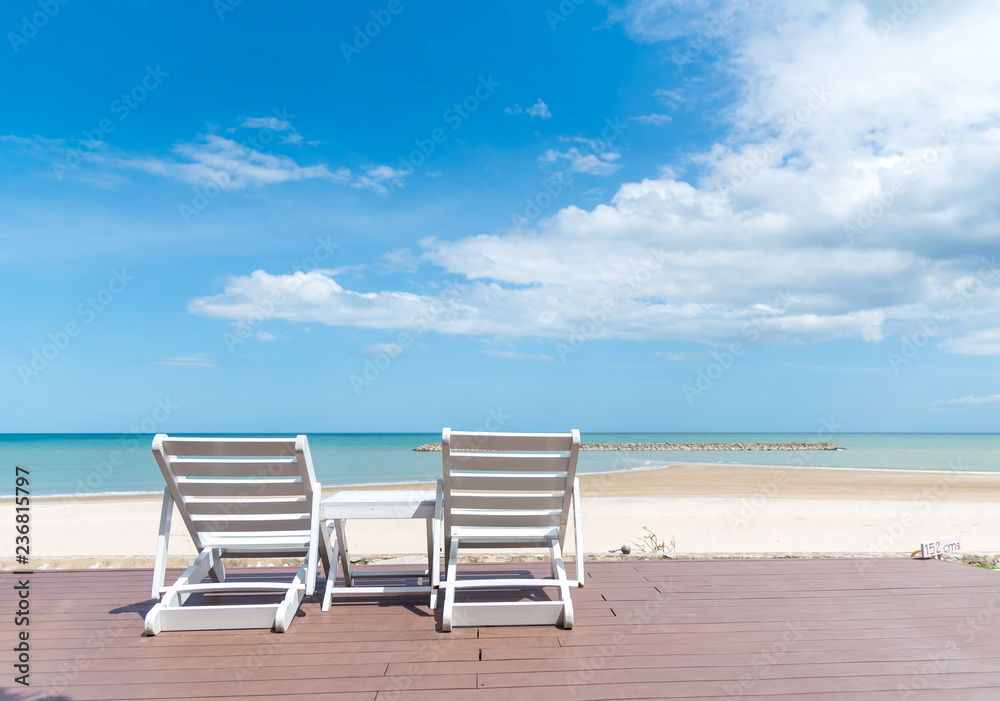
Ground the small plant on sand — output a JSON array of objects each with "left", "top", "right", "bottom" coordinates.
[{"left": 629, "top": 527, "right": 676, "bottom": 556}]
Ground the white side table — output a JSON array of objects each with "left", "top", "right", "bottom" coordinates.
[{"left": 320, "top": 487, "right": 440, "bottom": 612}]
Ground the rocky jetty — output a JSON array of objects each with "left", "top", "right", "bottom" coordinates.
[{"left": 413, "top": 442, "right": 843, "bottom": 452}]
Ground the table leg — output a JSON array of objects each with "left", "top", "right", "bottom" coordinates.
[
  {"left": 334, "top": 519, "right": 352, "bottom": 586},
  {"left": 426, "top": 516, "right": 438, "bottom": 610},
  {"left": 322, "top": 522, "right": 341, "bottom": 612}
]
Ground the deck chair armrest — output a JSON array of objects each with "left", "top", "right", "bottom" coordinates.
[
  {"left": 573, "top": 476, "right": 584, "bottom": 587},
  {"left": 151, "top": 487, "right": 174, "bottom": 599},
  {"left": 433, "top": 479, "right": 443, "bottom": 590}
]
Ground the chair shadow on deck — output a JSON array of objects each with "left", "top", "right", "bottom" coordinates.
[
  {"left": 316, "top": 565, "right": 558, "bottom": 629},
  {"left": 109, "top": 598, "right": 157, "bottom": 620},
  {"left": 124, "top": 569, "right": 315, "bottom": 636},
  {"left": 4, "top": 692, "right": 71, "bottom": 701}
]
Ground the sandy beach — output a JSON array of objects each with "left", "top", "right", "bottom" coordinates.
[{"left": 2, "top": 462, "right": 999, "bottom": 568}]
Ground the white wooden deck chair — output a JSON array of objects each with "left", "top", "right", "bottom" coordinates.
[
  {"left": 439, "top": 428, "right": 584, "bottom": 632},
  {"left": 144, "top": 434, "right": 332, "bottom": 635}
]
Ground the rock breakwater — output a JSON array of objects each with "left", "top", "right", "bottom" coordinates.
[{"left": 413, "top": 442, "right": 843, "bottom": 452}]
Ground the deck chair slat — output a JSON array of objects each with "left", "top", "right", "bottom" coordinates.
[
  {"left": 450, "top": 511, "right": 563, "bottom": 528},
  {"left": 176, "top": 478, "right": 307, "bottom": 497},
  {"left": 449, "top": 453, "right": 570, "bottom": 471},
  {"left": 185, "top": 498, "right": 310, "bottom": 515},
  {"left": 450, "top": 494, "right": 566, "bottom": 510},
  {"left": 160, "top": 437, "right": 298, "bottom": 457},
  {"left": 450, "top": 472, "right": 569, "bottom": 491},
  {"left": 191, "top": 514, "right": 311, "bottom": 533},
  {"left": 169, "top": 457, "right": 301, "bottom": 477},
  {"left": 448, "top": 432, "right": 575, "bottom": 452},
  {"left": 197, "top": 541, "right": 311, "bottom": 555}
]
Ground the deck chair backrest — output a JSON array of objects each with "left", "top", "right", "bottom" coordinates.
[
  {"left": 442, "top": 429, "right": 580, "bottom": 548},
  {"left": 152, "top": 435, "right": 319, "bottom": 554}
]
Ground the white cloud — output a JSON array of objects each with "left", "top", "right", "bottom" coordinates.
[
  {"left": 928, "top": 393, "right": 1000, "bottom": 406},
  {"left": 150, "top": 356, "right": 220, "bottom": 368},
  {"left": 350, "top": 165, "right": 409, "bottom": 195},
  {"left": 113, "top": 134, "right": 347, "bottom": 190},
  {"left": 526, "top": 99, "right": 552, "bottom": 119},
  {"left": 380, "top": 248, "right": 420, "bottom": 273},
  {"left": 505, "top": 99, "right": 552, "bottom": 119},
  {"left": 656, "top": 351, "right": 706, "bottom": 362},
  {"left": 481, "top": 350, "right": 553, "bottom": 362},
  {"left": 187, "top": 1, "right": 1000, "bottom": 350},
  {"left": 3, "top": 123, "right": 407, "bottom": 196},
  {"left": 631, "top": 113, "right": 672, "bottom": 126},
  {"left": 940, "top": 329, "right": 1000, "bottom": 356},
  {"left": 653, "top": 88, "right": 684, "bottom": 107},
  {"left": 538, "top": 147, "right": 622, "bottom": 176},
  {"left": 359, "top": 343, "right": 404, "bottom": 358},
  {"left": 233, "top": 116, "right": 303, "bottom": 144},
  {"left": 608, "top": 0, "right": 740, "bottom": 43}
]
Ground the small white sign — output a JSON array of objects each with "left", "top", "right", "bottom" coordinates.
[{"left": 920, "top": 534, "right": 962, "bottom": 559}]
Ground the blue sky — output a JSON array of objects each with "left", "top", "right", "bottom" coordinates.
[{"left": 1, "top": 0, "right": 998, "bottom": 434}]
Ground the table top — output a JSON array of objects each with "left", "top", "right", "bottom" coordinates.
[{"left": 321, "top": 489, "right": 436, "bottom": 520}]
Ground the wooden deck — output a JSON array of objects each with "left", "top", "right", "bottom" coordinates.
[{"left": 2, "top": 558, "right": 1000, "bottom": 699}]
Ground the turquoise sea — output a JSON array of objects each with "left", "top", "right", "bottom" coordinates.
[{"left": 1, "top": 432, "right": 998, "bottom": 497}]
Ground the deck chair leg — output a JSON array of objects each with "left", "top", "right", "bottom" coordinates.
[
  {"left": 573, "top": 478, "right": 585, "bottom": 587},
  {"left": 275, "top": 564, "right": 308, "bottom": 632},
  {"left": 334, "top": 519, "right": 353, "bottom": 586},
  {"left": 144, "top": 602, "right": 164, "bottom": 636},
  {"left": 441, "top": 538, "right": 459, "bottom": 632},
  {"left": 318, "top": 514, "right": 334, "bottom": 584},
  {"left": 151, "top": 488, "right": 174, "bottom": 599},
  {"left": 208, "top": 548, "right": 226, "bottom": 584},
  {"left": 145, "top": 547, "right": 217, "bottom": 636},
  {"left": 427, "top": 513, "right": 439, "bottom": 610},
  {"left": 175, "top": 547, "right": 218, "bottom": 607},
  {"left": 551, "top": 541, "right": 573, "bottom": 629},
  {"left": 322, "top": 524, "right": 342, "bottom": 612}
]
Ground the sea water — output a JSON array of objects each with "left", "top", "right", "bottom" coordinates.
[{"left": 1, "top": 432, "right": 997, "bottom": 497}]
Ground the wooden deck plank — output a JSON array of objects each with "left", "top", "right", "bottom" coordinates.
[{"left": 1, "top": 558, "right": 998, "bottom": 700}]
